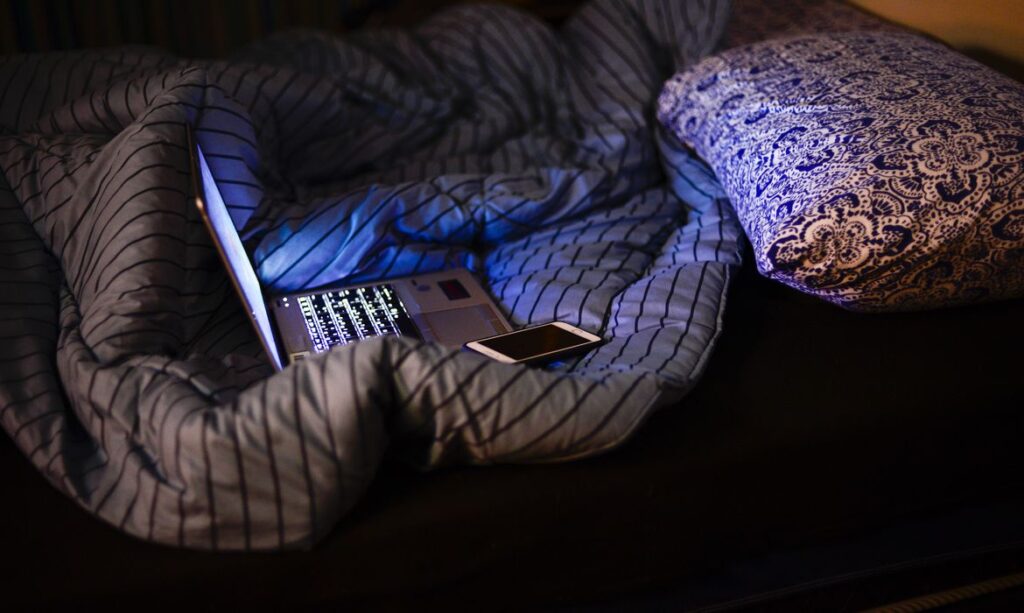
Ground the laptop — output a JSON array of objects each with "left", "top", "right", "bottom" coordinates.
[{"left": 187, "top": 128, "right": 512, "bottom": 370}]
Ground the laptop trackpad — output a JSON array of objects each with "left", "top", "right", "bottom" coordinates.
[{"left": 421, "top": 305, "right": 509, "bottom": 347}]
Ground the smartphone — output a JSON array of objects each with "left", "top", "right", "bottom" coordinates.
[{"left": 464, "top": 321, "right": 604, "bottom": 366}]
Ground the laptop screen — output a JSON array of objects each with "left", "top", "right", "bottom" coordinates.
[{"left": 190, "top": 135, "right": 284, "bottom": 370}]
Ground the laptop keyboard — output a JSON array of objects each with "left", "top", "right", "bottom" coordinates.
[{"left": 296, "top": 284, "right": 419, "bottom": 353}]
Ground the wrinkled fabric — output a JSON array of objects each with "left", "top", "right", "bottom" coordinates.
[{"left": 0, "top": 0, "right": 740, "bottom": 550}]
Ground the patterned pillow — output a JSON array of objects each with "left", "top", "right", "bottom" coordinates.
[{"left": 658, "top": 31, "right": 1024, "bottom": 311}]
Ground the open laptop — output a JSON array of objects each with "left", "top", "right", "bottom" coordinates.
[{"left": 187, "top": 128, "right": 512, "bottom": 370}]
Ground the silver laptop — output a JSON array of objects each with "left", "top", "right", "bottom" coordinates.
[{"left": 187, "top": 128, "right": 511, "bottom": 370}]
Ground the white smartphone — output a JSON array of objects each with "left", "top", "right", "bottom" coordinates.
[{"left": 464, "top": 321, "right": 604, "bottom": 365}]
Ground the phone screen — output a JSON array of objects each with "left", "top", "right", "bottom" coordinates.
[{"left": 477, "top": 324, "right": 591, "bottom": 361}]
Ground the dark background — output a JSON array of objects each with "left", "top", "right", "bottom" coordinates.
[{"left": 0, "top": 0, "right": 584, "bottom": 56}]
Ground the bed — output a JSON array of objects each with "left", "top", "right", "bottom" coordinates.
[{"left": 2, "top": 0, "right": 1023, "bottom": 608}]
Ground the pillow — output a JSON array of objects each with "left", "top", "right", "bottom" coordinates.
[{"left": 657, "top": 31, "right": 1024, "bottom": 311}]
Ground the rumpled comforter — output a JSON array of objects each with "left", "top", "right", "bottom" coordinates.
[{"left": 0, "top": 0, "right": 741, "bottom": 550}]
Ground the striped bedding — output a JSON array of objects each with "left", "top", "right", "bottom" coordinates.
[{"left": 0, "top": 0, "right": 741, "bottom": 549}]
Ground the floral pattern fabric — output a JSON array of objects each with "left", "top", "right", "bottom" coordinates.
[{"left": 659, "top": 31, "right": 1024, "bottom": 311}]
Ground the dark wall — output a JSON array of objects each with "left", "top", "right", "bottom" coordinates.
[
  {"left": 0, "top": 0, "right": 394, "bottom": 56},
  {"left": 0, "top": 0, "right": 583, "bottom": 57}
]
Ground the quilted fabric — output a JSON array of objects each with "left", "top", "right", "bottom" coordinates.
[
  {"left": 659, "top": 31, "right": 1024, "bottom": 311},
  {"left": 0, "top": 1, "right": 740, "bottom": 550}
]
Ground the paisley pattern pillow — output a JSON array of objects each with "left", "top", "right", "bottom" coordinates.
[{"left": 658, "top": 31, "right": 1024, "bottom": 311}]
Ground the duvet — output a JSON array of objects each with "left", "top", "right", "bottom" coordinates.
[{"left": 0, "top": 0, "right": 741, "bottom": 549}]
